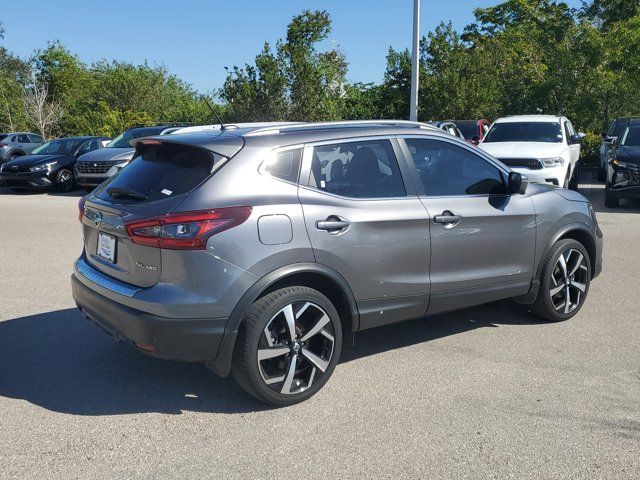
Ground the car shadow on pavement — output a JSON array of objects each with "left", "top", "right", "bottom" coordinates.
[
  {"left": 341, "top": 299, "right": 539, "bottom": 363},
  {"left": 0, "top": 301, "right": 540, "bottom": 415}
]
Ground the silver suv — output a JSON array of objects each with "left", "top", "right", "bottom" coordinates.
[
  {"left": 71, "top": 121, "right": 603, "bottom": 406},
  {"left": 0, "top": 132, "right": 44, "bottom": 162}
]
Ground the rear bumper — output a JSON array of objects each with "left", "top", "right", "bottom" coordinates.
[
  {"left": 0, "top": 171, "right": 52, "bottom": 188},
  {"left": 71, "top": 273, "right": 227, "bottom": 362}
]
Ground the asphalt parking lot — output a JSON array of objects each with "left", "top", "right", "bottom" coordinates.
[{"left": 1, "top": 172, "right": 639, "bottom": 479}]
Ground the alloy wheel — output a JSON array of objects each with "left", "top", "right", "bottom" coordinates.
[
  {"left": 58, "top": 170, "right": 74, "bottom": 191},
  {"left": 257, "top": 301, "right": 335, "bottom": 395},
  {"left": 549, "top": 248, "right": 588, "bottom": 314}
]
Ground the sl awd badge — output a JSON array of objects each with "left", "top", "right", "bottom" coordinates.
[{"left": 135, "top": 261, "right": 158, "bottom": 271}]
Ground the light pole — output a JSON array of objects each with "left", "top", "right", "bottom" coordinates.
[{"left": 409, "top": 0, "right": 420, "bottom": 121}]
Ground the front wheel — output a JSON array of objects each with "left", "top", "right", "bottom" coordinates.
[
  {"left": 531, "top": 239, "right": 591, "bottom": 322},
  {"left": 232, "top": 286, "right": 343, "bottom": 406},
  {"left": 56, "top": 168, "right": 75, "bottom": 192}
]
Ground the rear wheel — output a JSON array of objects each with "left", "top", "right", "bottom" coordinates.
[
  {"left": 56, "top": 168, "right": 75, "bottom": 192},
  {"left": 604, "top": 184, "right": 619, "bottom": 208},
  {"left": 232, "top": 286, "right": 343, "bottom": 406},
  {"left": 531, "top": 239, "right": 591, "bottom": 322}
]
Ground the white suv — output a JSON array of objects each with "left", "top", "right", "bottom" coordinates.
[{"left": 479, "top": 115, "right": 582, "bottom": 189}]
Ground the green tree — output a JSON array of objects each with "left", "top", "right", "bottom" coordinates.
[
  {"left": 222, "top": 10, "right": 347, "bottom": 122},
  {"left": 0, "top": 22, "right": 30, "bottom": 131}
]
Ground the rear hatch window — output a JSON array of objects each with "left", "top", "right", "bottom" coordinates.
[
  {"left": 95, "top": 142, "right": 218, "bottom": 203},
  {"left": 84, "top": 142, "right": 224, "bottom": 288}
]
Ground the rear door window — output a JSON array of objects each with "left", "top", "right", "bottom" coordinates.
[
  {"left": 405, "top": 138, "right": 507, "bottom": 196},
  {"left": 308, "top": 139, "right": 406, "bottom": 198},
  {"left": 96, "top": 143, "right": 218, "bottom": 203}
]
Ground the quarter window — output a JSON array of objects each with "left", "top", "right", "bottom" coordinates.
[
  {"left": 265, "top": 148, "right": 302, "bottom": 183},
  {"left": 404, "top": 138, "right": 507, "bottom": 196},
  {"left": 308, "top": 139, "right": 406, "bottom": 198}
]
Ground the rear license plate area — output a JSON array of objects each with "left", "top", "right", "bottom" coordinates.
[{"left": 97, "top": 232, "right": 117, "bottom": 263}]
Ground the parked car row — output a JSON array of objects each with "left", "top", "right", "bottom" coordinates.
[
  {"left": 0, "top": 124, "right": 189, "bottom": 192},
  {"left": 0, "top": 136, "right": 110, "bottom": 192},
  {"left": 1, "top": 115, "right": 586, "bottom": 194}
]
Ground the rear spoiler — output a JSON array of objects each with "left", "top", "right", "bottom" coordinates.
[{"left": 130, "top": 134, "right": 244, "bottom": 159}]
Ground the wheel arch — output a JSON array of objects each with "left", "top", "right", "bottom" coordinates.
[
  {"left": 207, "top": 263, "right": 360, "bottom": 377},
  {"left": 538, "top": 223, "right": 597, "bottom": 280},
  {"left": 517, "top": 222, "right": 597, "bottom": 305}
]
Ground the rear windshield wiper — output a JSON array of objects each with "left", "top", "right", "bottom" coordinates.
[{"left": 107, "top": 187, "right": 148, "bottom": 201}]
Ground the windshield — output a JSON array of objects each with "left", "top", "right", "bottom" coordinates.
[
  {"left": 106, "top": 127, "right": 161, "bottom": 148},
  {"left": 32, "top": 138, "right": 84, "bottom": 155},
  {"left": 455, "top": 122, "right": 477, "bottom": 139},
  {"left": 0, "top": 134, "right": 7, "bottom": 141},
  {"left": 609, "top": 119, "right": 629, "bottom": 137},
  {"left": 620, "top": 126, "right": 640, "bottom": 147},
  {"left": 484, "top": 122, "right": 563, "bottom": 143}
]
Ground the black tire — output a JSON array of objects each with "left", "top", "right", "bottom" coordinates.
[
  {"left": 531, "top": 239, "right": 591, "bottom": 322},
  {"left": 56, "top": 168, "right": 75, "bottom": 192},
  {"left": 8, "top": 152, "right": 23, "bottom": 160},
  {"left": 232, "top": 286, "right": 343, "bottom": 406},
  {"left": 568, "top": 164, "right": 580, "bottom": 191},
  {"left": 604, "top": 184, "right": 619, "bottom": 208}
]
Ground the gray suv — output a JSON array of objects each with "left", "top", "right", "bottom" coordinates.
[
  {"left": 0, "top": 132, "right": 43, "bottom": 162},
  {"left": 71, "top": 121, "right": 603, "bottom": 406}
]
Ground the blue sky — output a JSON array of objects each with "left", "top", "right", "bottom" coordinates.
[{"left": 1, "top": 0, "right": 582, "bottom": 93}]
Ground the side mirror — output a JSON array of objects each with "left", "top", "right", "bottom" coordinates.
[
  {"left": 603, "top": 136, "right": 616, "bottom": 146},
  {"left": 471, "top": 135, "right": 480, "bottom": 143},
  {"left": 508, "top": 171, "right": 528, "bottom": 195},
  {"left": 570, "top": 134, "right": 581, "bottom": 145}
]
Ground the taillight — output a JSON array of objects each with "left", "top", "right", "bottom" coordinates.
[
  {"left": 0, "top": 143, "right": 7, "bottom": 148},
  {"left": 78, "top": 195, "right": 87, "bottom": 222},
  {"left": 125, "top": 207, "right": 252, "bottom": 250}
]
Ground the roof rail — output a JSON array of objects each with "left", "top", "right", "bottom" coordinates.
[{"left": 244, "top": 120, "right": 438, "bottom": 136}]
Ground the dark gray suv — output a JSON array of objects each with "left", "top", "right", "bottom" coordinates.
[{"left": 71, "top": 121, "right": 603, "bottom": 406}]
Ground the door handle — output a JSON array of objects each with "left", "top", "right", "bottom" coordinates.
[
  {"left": 434, "top": 210, "right": 462, "bottom": 225},
  {"left": 316, "top": 218, "right": 350, "bottom": 232}
]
